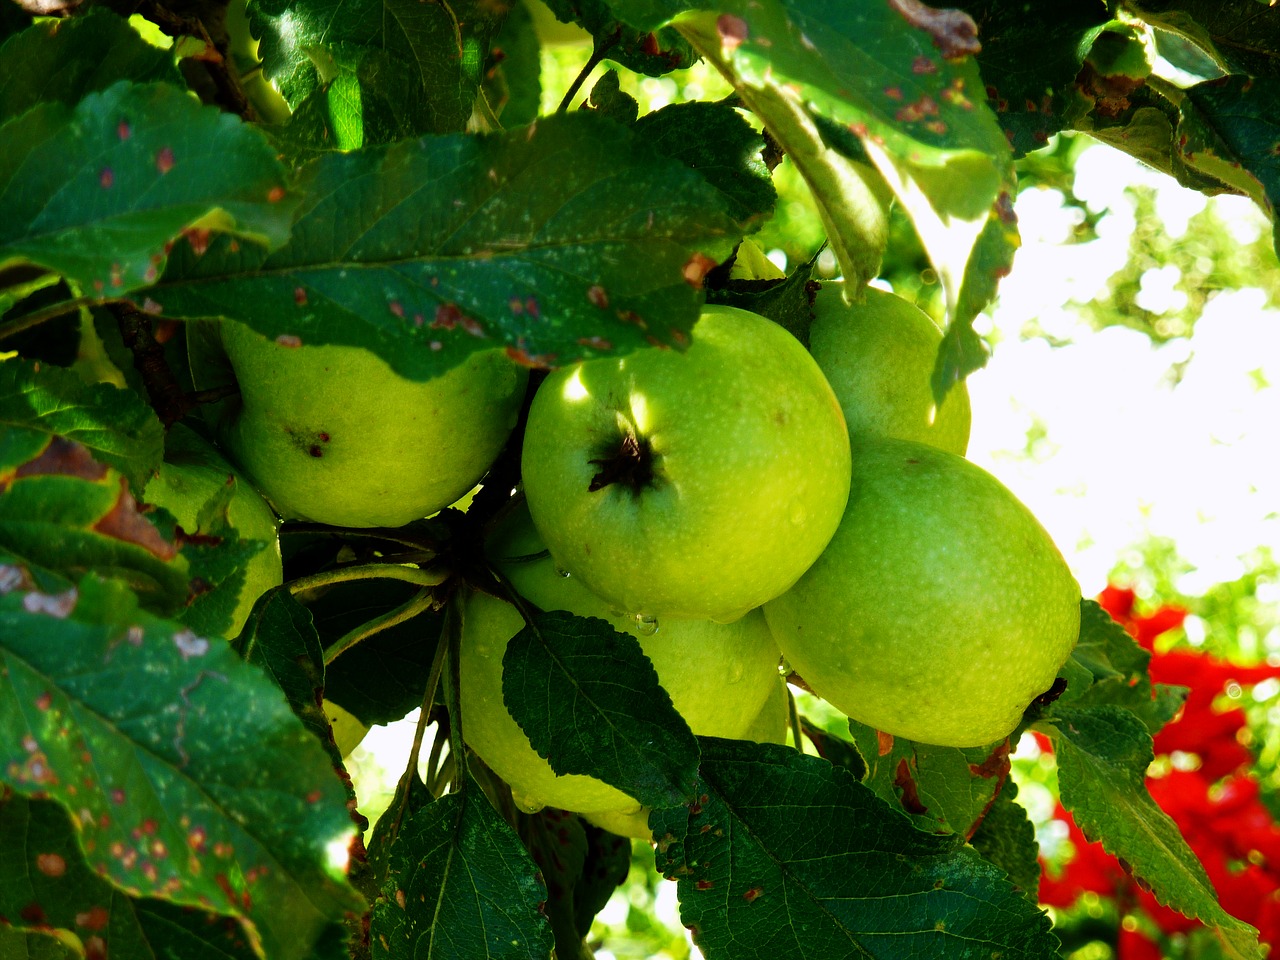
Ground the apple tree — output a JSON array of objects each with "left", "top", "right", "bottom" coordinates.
[{"left": 0, "top": 0, "right": 1277, "bottom": 958}]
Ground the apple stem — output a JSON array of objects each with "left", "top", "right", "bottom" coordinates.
[
  {"left": 287, "top": 562, "right": 448, "bottom": 595},
  {"left": 587, "top": 431, "right": 654, "bottom": 494},
  {"left": 384, "top": 628, "right": 451, "bottom": 850},
  {"left": 321, "top": 587, "right": 437, "bottom": 665}
]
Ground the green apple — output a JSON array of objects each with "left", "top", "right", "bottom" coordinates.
[
  {"left": 142, "top": 423, "right": 283, "bottom": 638},
  {"left": 808, "top": 282, "right": 972, "bottom": 455},
  {"left": 459, "top": 503, "right": 782, "bottom": 820},
  {"left": 323, "top": 699, "right": 372, "bottom": 757},
  {"left": 520, "top": 304, "right": 851, "bottom": 623},
  {"left": 188, "top": 320, "right": 528, "bottom": 528},
  {"left": 581, "top": 674, "right": 790, "bottom": 839},
  {"left": 763, "top": 437, "right": 1080, "bottom": 748}
]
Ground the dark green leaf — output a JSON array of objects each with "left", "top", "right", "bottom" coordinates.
[
  {"left": 677, "top": 0, "right": 1014, "bottom": 309},
  {"left": 0, "top": 792, "right": 263, "bottom": 960},
  {"left": 312, "top": 578, "right": 444, "bottom": 726},
  {"left": 1181, "top": 76, "right": 1280, "bottom": 249},
  {"left": 0, "top": 356, "right": 163, "bottom": 493},
  {"left": 652, "top": 739, "right": 1059, "bottom": 960},
  {"left": 0, "top": 431, "right": 189, "bottom": 611},
  {"left": 148, "top": 112, "right": 740, "bottom": 378},
  {"left": 587, "top": 69, "right": 639, "bottom": 125},
  {"left": 371, "top": 779, "right": 553, "bottom": 959},
  {"left": 234, "top": 587, "right": 333, "bottom": 751},
  {"left": 0, "top": 8, "right": 181, "bottom": 122},
  {"left": 1128, "top": 0, "right": 1280, "bottom": 79},
  {"left": 1049, "top": 598, "right": 1188, "bottom": 733},
  {"left": 0, "top": 81, "right": 294, "bottom": 296},
  {"left": 503, "top": 611, "right": 700, "bottom": 810},
  {"left": 0, "top": 570, "right": 365, "bottom": 960},
  {"left": 355, "top": 769, "right": 434, "bottom": 902},
  {"left": 967, "top": 779, "right": 1040, "bottom": 902},
  {"left": 486, "top": 0, "right": 542, "bottom": 128},
  {"left": 955, "top": 0, "right": 1112, "bottom": 157},
  {"left": 1, "top": 281, "right": 79, "bottom": 366},
  {"left": 635, "top": 99, "right": 777, "bottom": 232},
  {"left": 706, "top": 246, "right": 820, "bottom": 345},
  {"left": 545, "top": 0, "right": 695, "bottom": 76},
  {"left": 1040, "top": 704, "right": 1261, "bottom": 959},
  {"left": 251, "top": 0, "right": 506, "bottom": 139},
  {"left": 847, "top": 719, "right": 1009, "bottom": 838}
]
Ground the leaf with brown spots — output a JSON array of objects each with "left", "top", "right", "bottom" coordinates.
[
  {"left": 144, "top": 112, "right": 739, "bottom": 380},
  {"left": 0, "top": 571, "right": 363, "bottom": 960},
  {"left": 848, "top": 717, "right": 1009, "bottom": 839},
  {"left": 652, "top": 738, "right": 1059, "bottom": 959},
  {"left": 0, "top": 80, "right": 293, "bottom": 297},
  {"left": 0, "top": 357, "right": 163, "bottom": 494},
  {"left": 0, "top": 792, "right": 262, "bottom": 960}
]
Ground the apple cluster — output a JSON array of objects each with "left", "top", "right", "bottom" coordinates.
[{"left": 161, "top": 281, "right": 1079, "bottom": 829}]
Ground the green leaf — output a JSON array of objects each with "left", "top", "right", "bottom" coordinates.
[
  {"left": 0, "top": 355, "right": 163, "bottom": 493},
  {"left": 634, "top": 99, "right": 777, "bottom": 232},
  {"left": 588, "top": 69, "right": 640, "bottom": 125},
  {"left": 1128, "top": 0, "right": 1280, "bottom": 79},
  {"left": 485, "top": 0, "right": 542, "bottom": 128},
  {"left": 953, "top": 0, "right": 1112, "bottom": 157},
  {"left": 676, "top": 0, "right": 1014, "bottom": 315},
  {"left": 706, "top": 246, "right": 821, "bottom": 346},
  {"left": 0, "top": 81, "right": 294, "bottom": 296},
  {"left": 847, "top": 719, "right": 1009, "bottom": 838},
  {"left": 1040, "top": 704, "right": 1262, "bottom": 959},
  {"left": 928, "top": 192, "right": 1016, "bottom": 404},
  {"left": 503, "top": 611, "right": 700, "bottom": 810},
  {"left": 544, "top": 0, "right": 696, "bottom": 76},
  {"left": 967, "top": 778, "right": 1040, "bottom": 902},
  {"left": 1050, "top": 599, "right": 1188, "bottom": 733},
  {"left": 311, "top": 577, "right": 445, "bottom": 726},
  {"left": 0, "top": 792, "right": 262, "bottom": 960},
  {"left": 0, "top": 431, "right": 189, "bottom": 611},
  {"left": 250, "top": 0, "right": 506, "bottom": 138},
  {"left": 1180, "top": 77, "right": 1280, "bottom": 248},
  {"left": 0, "top": 8, "right": 181, "bottom": 122},
  {"left": 0, "top": 569, "right": 364, "bottom": 960},
  {"left": 234, "top": 588, "right": 334, "bottom": 753},
  {"left": 652, "top": 739, "right": 1059, "bottom": 960},
  {"left": 371, "top": 779, "right": 553, "bottom": 959},
  {"left": 147, "top": 112, "right": 740, "bottom": 378},
  {"left": 519, "top": 809, "right": 630, "bottom": 960}
]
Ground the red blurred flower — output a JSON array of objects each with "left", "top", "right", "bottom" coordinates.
[{"left": 1038, "top": 585, "right": 1280, "bottom": 955}]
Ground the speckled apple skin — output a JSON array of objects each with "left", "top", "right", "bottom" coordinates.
[
  {"left": 764, "top": 437, "right": 1081, "bottom": 748},
  {"left": 808, "top": 282, "right": 971, "bottom": 455},
  {"left": 520, "top": 305, "right": 852, "bottom": 623},
  {"left": 189, "top": 320, "right": 527, "bottom": 528}
]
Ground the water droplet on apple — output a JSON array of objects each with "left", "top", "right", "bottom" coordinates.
[
  {"left": 633, "top": 614, "right": 659, "bottom": 636},
  {"left": 511, "top": 790, "right": 546, "bottom": 814},
  {"left": 554, "top": 565, "right": 572, "bottom": 578},
  {"left": 789, "top": 502, "right": 807, "bottom": 525}
]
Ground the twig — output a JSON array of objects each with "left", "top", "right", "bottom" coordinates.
[
  {"left": 384, "top": 626, "right": 451, "bottom": 847},
  {"left": 0, "top": 295, "right": 101, "bottom": 342},
  {"left": 556, "top": 29, "right": 621, "bottom": 113},
  {"left": 112, "top": 303, "right": 192, "bottom": 427}
]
